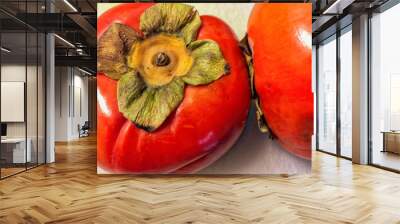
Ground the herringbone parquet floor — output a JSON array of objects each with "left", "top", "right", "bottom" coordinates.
[{"left": 1, "top": 135, "right": 400, "bottom": 224}]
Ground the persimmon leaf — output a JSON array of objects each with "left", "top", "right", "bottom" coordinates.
[
  {"left": 118, "top": 72, "right": 185, "bottom": 132},
  {"left": 97, "top": 23, "right": 141, "bottom": 80},
  {"left": 182, "top": 39, "right": 229, "bottom": 86},
  {"left": 140, "top": 3, "right": 201, "bottom": 44}
]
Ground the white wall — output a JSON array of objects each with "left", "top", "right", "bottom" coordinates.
[
  {"left": 55, "top": 66, "right": 69, "bottom": 141},
  {"left": 1, "top": 63, "right": 46, "bottom": 163},
  {"left": 1, "top": 65, "right": 26, "bottom": 143},
  {"left": 1, "top": 65, "right": 34, "bottom": 138},
  {"left": 69, "top": 72, "right": 89, "bottom": 139},
  {"left": 54, "top": 67, "right": 89, "bottom": 141}
]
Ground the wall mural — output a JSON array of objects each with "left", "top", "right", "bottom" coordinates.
[{"left": 97, "top": 3, "right": 313, "bottom": 174}]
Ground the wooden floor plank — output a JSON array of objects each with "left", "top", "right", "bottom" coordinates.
[{"left": 0, "top": 135, "right": 400, "bottom": 223}]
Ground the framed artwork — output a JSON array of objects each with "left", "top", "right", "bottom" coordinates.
[{"left": 97, "top": 3, "right": 313, "bottom": 174}]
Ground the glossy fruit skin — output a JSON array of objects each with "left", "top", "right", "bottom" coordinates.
[
  {"left": 248, "top": 4, "right": 313, "bottom": 159},
  {"left": 97, "top": 4, "right": 250, "bottom": 173}
]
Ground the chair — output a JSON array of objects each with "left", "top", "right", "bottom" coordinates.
[{"left": 78, "top": 121, "right": 90, "bottom": 138}]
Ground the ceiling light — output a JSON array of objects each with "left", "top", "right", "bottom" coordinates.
[
  {"left": 322, "top": 0, "right": 354, "bottom": 15},
  {"left": 1, "top": 47, "right": 11, "bottom": 53},
  {"left": 63, "top": 0, "right": 78, "bottom": 12},
  {"left": 76, "top": 48, "right": 87, "bottom": 56},
  {"left": 54, "top": 34, "right": 75, "bottom": 48},
  {"left": 323, "top": 0, "right": 342, "bottom": 14},
  {"left": 77, "top": 67, "right": 93, "bottom": 76}
]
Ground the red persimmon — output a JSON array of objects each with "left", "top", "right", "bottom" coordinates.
[
  {"left": 247, "top": 4, "right": 313, "bottom": 159},
  {"left": 97, "top": 3, "right": 250, "bottom": 173}
]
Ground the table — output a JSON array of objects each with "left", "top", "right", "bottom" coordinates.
[
  {"left": 1, "top": 138, "right": 32, "bottom": 164},
  {"left": 382, "top": 131, "right": 400, "bottom": 154}
]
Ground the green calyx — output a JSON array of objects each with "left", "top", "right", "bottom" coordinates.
[
  {"left": 97, "top": 3, "right": 230, "bottom": 132},
  {"left": 140, "top": 3, "right": 201, "bottom": 44},
  {"left": 97, "top": 23, "right": 141, "bottom": 80},
  {"left": 117, "top": 71, "right": 185, "bottom": 132}
]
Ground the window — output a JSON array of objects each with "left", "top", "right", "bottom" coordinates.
[
  {"left": 370, "top": 3, "right": 400, "bottom": 171},
  {"left": 316, "top": 25, "right": 353, "bottom": 159},
  {"left": 0, "top": 0, "right": 47, "bottom": 179},
  {"left": 339, "top": 27, "right": 352, "bottom": 158},
  {"left": 317, "top": 35, "right": 337, "bottom": 154}
]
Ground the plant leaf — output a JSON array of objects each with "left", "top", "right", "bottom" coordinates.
[
  {"left": 117, "top": 71, "right": 147, "bottom": 110},
  {"left": 140, "top": 3, "right": 200, "bottom": 43},
  {"left": 97, "top": 23, "right": 141, "bottom": 80},
  {"left": 182, "top": 39, "right": 229, "bottom": 86},
  {"left": 239, "top": 34, "right": 255, "bottom": 98},
  {"left": 255, "top": 99, "right": 273, "bottom": 138},
  {"left": 118, "top": 73, "right": 185, "bottom": 132},
  {"left": 179, "top": 10, "right": 201, "bottom": 44}
]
